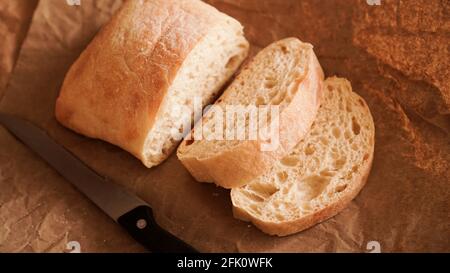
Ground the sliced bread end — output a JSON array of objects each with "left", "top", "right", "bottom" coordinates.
[{"left": 231, "top": 77, "right": 375, "bottom": 236}]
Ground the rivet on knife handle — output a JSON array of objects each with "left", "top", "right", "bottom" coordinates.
[{"left": 118, "top": 205, "right": 198, "bottom": 253}]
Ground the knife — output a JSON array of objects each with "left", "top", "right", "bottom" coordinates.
[{"left": 0, "top": 113, "right": 198, "bottom": 253}]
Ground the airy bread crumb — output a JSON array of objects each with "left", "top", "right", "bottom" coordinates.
[
  {"left": 231, "top": 77, "right": 375, "bottom": 236},
  {"left": 177, "top": 38, "right": 324, "bottom": 188}
]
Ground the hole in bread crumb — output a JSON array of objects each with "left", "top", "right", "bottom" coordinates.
[
  {"left": 264, "top": 77, "right": 277, "bottom": 89},
  {"left": 277, "top": 171, "right": 288, "bottom": 182},
  {"left": 344, "top": 130, "right": 351, "bottom": 140},
  {"left": 250, "top": 183, "right": 279, "bottom": 198},
  {"left": 358, "top": 98, "right": 365, "bottom": 107},
  {"left": 225, "top": 55, "right": 240, "bottom": 69},
  {"left": 268, "top": 89, "right": 277, "bottom": 98},
  {"left": 352, "top": 117, "right": 361, "bottom": 135},
  {"left": 334, "top": 158, "right": 346, "bottom": 169},
  {"left": 281, "top": 45, "right": 289, "bottom": 54},
  {"left": 346, "top": 102, "right": 352, "bottom": 112},
  {"left": 244, "top": 191, "right": 265, "bottom": 203},
  {"left": 332, "top": 127, "right": 341, "bottom": 138},
  {"left": 301, "top": 203, "right": 312, "bottom": 212},
  {"left": 270, "top": 96, "right": 283, "bottom": 106},
  {"left": 281, "top": 156, "right": 299, "bottom": 166},
  {"left": 272, "top": 201, "right": 281, "bottom": 209},
  {"left": 363, "top": 153, "right": 369, "bottom": 161},
  {"left": 335, "top": 184, "right": 347, "bottom": 193},
  {"left": 352, "top": 165, "right": 359, "bottom": 173},
  {"left": 301, "top": 175, "right": 331, "bottom": 200},
  {"left": 305, "top": 144, "right": 315, "bottom": 155},
  {"left": 327, "top": 85, "right": 333, "bottom": 92},
  {"left": 256, "top": 96, "right": 266, "bottom": 106},
  {"left": 320, "top": 169, "right": 335, "bottom": 177},
  {"left": 320, "top": 137, "right": 329, "bottom": 145},
  {"left": 185, "top": 139, "right": 195, "bottom": 146}
]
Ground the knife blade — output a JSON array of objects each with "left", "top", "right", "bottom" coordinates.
[{"left": 0, "top": 113, "right": 197, "bottom": 253}]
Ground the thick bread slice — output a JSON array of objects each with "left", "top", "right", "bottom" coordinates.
[
  {"left": 55, "top": 0, "right": 249, "bottom": 168},
  {"left": 231, "top": 77, "right": 375, "bottom": 236},
  {"left": 177, "top": 38, "right": 324, "bottom": 189}
]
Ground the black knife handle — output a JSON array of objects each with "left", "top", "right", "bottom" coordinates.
[{"left": 118, "top": 205, "right": 198, "bottom": 253}]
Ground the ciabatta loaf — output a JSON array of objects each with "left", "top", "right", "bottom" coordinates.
[
  {"left": 177, "top": 38, "right": 324, "bottom": 188},
  {"left": 55, "top": 0, "right": 249, "bottom": 167},
  {"left": 231, "top": 77, "right": 375, "bottom": 236}
]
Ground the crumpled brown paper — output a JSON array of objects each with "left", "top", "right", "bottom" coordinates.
[
  {"left": 0, "top": 0, "right": 449, "bottom": 252},
  {"left": 0, "top": 0, "right": 38, "bottom": 98}
]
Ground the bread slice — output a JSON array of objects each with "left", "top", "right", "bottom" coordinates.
[
  {"left": 231, "top": 77, "right": 375, "bottom": 236},
  {"left": 55, "top": 0, "right": 249, "bottom": 168},
  {"left": 177, "top": 38, "right": 324, "bottom": 189}
]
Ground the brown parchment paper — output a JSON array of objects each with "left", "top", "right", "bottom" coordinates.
[
  {"left": 0, "top": 0, "right": 449, "bottom": 253},
  {"left": 0, "top": 0, "right": 38, "bottom": 98}
]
